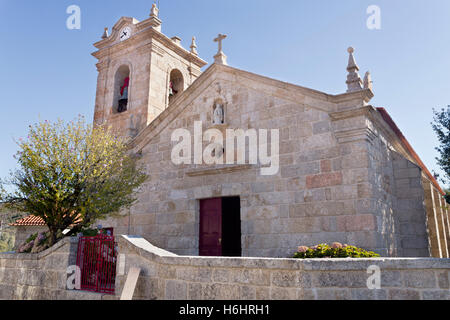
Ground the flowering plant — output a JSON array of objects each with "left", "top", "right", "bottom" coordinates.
[
  {"left": 293, "top": 242, "right": 380, "bottom": 259},
  {"left": 1, "top": 116, "right": 148, "bottom": 246}
]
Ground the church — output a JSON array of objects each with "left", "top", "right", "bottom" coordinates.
[{"left": 93, "top": 4, "right": 450, "bottom": 258}]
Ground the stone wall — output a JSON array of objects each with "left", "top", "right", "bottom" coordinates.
[
  {"left": 116, "top": 235, "right": 450, "bottom": 300},
  {"left": 423, "top": 177, "right": 450, "bottom": 258},
  {"left": 392, "top": 153, "right": 429, "bottom": 257},
  {"left": 0, "top": 237, "right": 115, "bottom": 300},
  {"left": 13, "top": 225, "right": 49, "bottom": 251},
  {"left": 332, "top": 105, "right": 449, "bottom": 258},
  {"left": 1, "top": 235, "right": 449, "bottom": 300}
]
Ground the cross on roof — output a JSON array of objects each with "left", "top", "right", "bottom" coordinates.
[{"left": 214, "top": 34, "right": 227, "bottom": 54}]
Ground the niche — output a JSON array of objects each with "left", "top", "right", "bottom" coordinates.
[{"left": 113, "top": 65, "right": 130, "bottom": 113}]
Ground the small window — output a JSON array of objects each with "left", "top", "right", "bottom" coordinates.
[
  {"left": 168, "top": 69, "right": 184, "bottom": 103},
  {"left": 113, "top": 65, "right": 130, "bottom": 113}
]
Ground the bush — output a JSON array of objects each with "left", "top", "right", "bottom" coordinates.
[
  {"left": 25, "top": 233, "right": 38, "bottom": 244},
  {"left": 293, "top": 242, "right": 380, "bottom": 259},
  {"left": 18, "top": 232, "right": 50, "bottom": 253},
  {"left": 0, "top": 230, "right": 15, "bottom": 253},
  {"left": 81, "top": 228, "right": 99, "bottom": 237}
]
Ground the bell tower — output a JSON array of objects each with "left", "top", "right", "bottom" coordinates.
[{"left": 92, "top": 4, "right": 207, "bottom": 138}]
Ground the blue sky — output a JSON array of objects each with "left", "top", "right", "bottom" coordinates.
[{"left": 0, "top": 0, "right": 449, "bottom": 186}]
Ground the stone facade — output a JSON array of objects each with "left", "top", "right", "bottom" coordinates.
[
  {"left": 92, "top": 9, "right": 450, "bottom": 258},
  {"left": 115, "top": 235, "right": 450, "bottom": 300}
]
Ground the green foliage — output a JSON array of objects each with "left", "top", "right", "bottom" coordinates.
[
  {"left": 0, "top": 230, "right": 15, "bottom": 253},
  {"left": 25, "top": 232, "right": 38, "bottom": 244},
  {"left": 18, "top": 231, "right": 50, "bottom": 253},
  {"left": 293, "top": 243, "right": 380, "bottom": 259},
  {"left": 432, "top": 107, "right": 450, "bottom": 186},
  {"left": 81, "top": 228, "right": 99, "bottom": 237},
  {"left": 443, "top": 189, "right": 450, "bottom": 205},
  {"left": 0, "top": 116, "right": 148, "bottom": 245}
]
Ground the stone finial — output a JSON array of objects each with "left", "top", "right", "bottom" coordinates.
[
  {"left": 150, "top": 3, "right": 159, "bottom": 18},
  {"left": 364, "top": 71, "right": 373, "bottom": 91},
  {"left": 346, "top": 47, "right": 363, "bottom": 92},
  {"left": 214, "top": 34, "right": 228, "bottom": 65},
  {"left": 148, "top": 2, "right": 162, "bottom": 32},
  {"left": 102, "top": 27, "right": 109, "bottom": 39},
  {"left": 190, "top": 36, "right": 198, "bottom": 56}
]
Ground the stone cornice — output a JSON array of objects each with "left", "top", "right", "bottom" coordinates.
[
  {"left": 330, "top": 88, "right": 374, "bottom": 104},
  {"left": 186, "top": 164, "right": 252, "bottom": 177},
  {"left": 92, "top": 18, "right": 207, "bottom": 68},
  {"left": 329, "top": 105, "right": 374, "bottom": 121},
  {"left": 334, "top": 127, "right": 378, "bottom": 144},
  {"left": 150, "top": 30, "right": 207, "bottom": 68},
  {"left": 95, "top": 59, "right": 110, "bottom": 72},
  {"left": 330, "top": 106, "right": 420, "bottom": 163},
  {"left": 213, "top": 65, "right": 374, "bottom": 111}
]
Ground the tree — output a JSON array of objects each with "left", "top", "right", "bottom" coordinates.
[
  {"left": 432, "top": 106, "right": 450, "bottom": 203},
  {"left": 0, "top": 116, "right": 148, "bottom": 246}
]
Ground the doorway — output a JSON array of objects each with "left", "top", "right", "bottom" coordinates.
[{"left": 199, "top": 197, "right": 241, "bottom": 257}]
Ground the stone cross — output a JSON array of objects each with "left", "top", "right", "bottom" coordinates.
[
  {"left": 214, "top": 34, "right": 227, "bottom": 54},
  {"left": 213, "top": 34, "right": 228, "bottom": 65}
]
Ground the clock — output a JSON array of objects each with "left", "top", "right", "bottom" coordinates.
[{"left": 119, "top": 26, "right": 132, "bottom": 42}]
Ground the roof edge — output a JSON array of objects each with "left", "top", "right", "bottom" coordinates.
[{"left": 377, "top": 107, "right": 444, "bottom": 195}]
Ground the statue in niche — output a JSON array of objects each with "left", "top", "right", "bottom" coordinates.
[
  {"left": 213, "top": 102, "right": 224, "bottom": 125},
  {"left": 118, "top": 76, "right": 129, "bottom": 113}
]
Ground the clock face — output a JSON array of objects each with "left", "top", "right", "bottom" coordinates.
[{"left": 120, "top": 27, "right": 132, "bottom": 42}]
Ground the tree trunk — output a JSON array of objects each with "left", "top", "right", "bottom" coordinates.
[{"left": 48, "top": 228, "right": 58, "bottom": 246}]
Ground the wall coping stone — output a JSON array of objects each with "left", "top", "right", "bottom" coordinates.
[
  {"left": 0, "top": 237, "right": 78, "bottom": 260},
  {"left": 120, "top": 235, "right": 450, "bottom": 271}
]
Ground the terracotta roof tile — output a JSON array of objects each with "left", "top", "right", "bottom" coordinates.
[{"left": 10, "top": 215, "right": 46, "bottom": 226}]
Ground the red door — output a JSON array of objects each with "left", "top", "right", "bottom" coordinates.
[{"left": 199, "top": 198, "right": 222, "bottom": 256}]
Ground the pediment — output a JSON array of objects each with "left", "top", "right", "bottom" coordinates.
[
  {"left": 94, "top": 17, "right": 140, "bottom": 49},
  {"left": 131, "top": 63, "right": 350, "bottom": 152},
  {"left": 112, "top": 17, "right": 139, "bottom": 33}
]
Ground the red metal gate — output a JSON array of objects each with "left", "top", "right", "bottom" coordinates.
[{"left": 76, "top": 234, "right": 117, "bottom": 294}]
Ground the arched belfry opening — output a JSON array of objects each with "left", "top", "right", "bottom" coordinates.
[
  {"left": 113, "top": 65, "right": 130, "bottom": 113},
  {"left": 168, "top": 69, "right": 184, "bottom": 104}
]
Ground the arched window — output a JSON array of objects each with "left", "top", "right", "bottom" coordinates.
[
  {"left": 168, "top": 69, "right": 184, "bottom": 104},
  {"left": 113, "top": 65, "right": 130, "bottom": 113}
]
